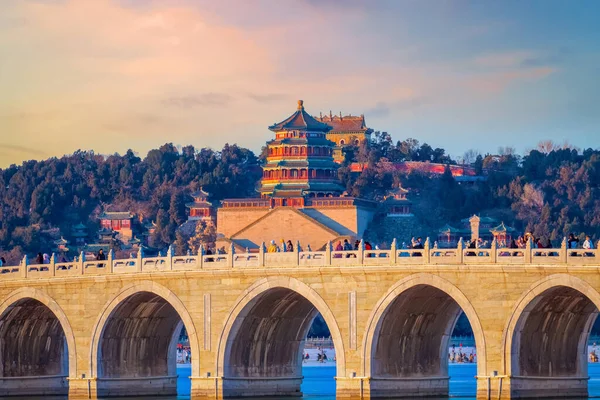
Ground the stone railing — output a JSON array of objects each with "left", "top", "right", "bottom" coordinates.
[{"left": 0, "top": 238, "right": 598, "bottom": 281}]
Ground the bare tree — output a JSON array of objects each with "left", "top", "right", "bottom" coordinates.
[
  {"left": 498, "top": 146, "right": 517, "bottom": 156},
  {"left": 537, "top": 140, "right": 559, "bottom": 154},
  {"left": 514, "top": 183, "right": 545, "bottom": 222},
  {"left": 537, "top": 140, "right": 578, "bottom": 154},
  {"left": 462, "top": 149, "right": 480, "bottom": 165}
]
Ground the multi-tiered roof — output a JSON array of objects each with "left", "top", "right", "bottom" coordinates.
[{"left": 260, "top": 100, "right": 345, "bottom": 199}]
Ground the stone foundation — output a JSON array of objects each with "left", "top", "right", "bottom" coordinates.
[
  {"left": 368, "top": 376, "right": 449, "bottom": 398},
  {"left": 507, "top": 376, "right": 589, "bottom": 398},
  {"left": 96, "top": 376, "right": 177, "bottom": 397},
  {"left": 336, "top": 376, "right": 369, "bottom": 399},
  {"left": 221, "top": 376, "right": 303, "bottom": 398},
  {"left": 0, "top": 375, "right": 68, "bottom": 396},
  {"left": 190, "top": 376, "right": 223, "bottom": 399}
]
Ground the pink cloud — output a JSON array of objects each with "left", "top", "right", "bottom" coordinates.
[{"left": 467, "top": 67, "right": 556, "bottom": 94}]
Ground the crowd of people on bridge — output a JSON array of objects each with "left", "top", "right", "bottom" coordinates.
[{"left": 3, "top": 231, "right": 598, "bottom": 269}]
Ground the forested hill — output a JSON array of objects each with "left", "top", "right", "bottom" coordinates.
[
  {"left": 0, "top": 144, "right": 261, "bottom": 261},
  {"left": 1, "top": 137, "right": 600, "bottom": 264},
  {"left": 338, "top": 134, "right": 600, "bottom": 246}
]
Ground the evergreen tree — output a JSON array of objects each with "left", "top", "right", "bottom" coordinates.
[
  {"left": 169, "top": 191, "right": 188, "bottom": 225},
  {"left": 174, "top": 231, "right": 189, "bottom": 255}
]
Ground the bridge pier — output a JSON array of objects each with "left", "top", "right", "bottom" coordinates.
[
  {"left": 67, "top": 377, "right": 95, "bottom": 399},
  {"left": 190, "top": 376, "right": 223, "bottom": 399}
]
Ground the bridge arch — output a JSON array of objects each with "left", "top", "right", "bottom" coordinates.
[
  {"left": 362, "top": 273, "right": 486, "bottom": 396},
  {"left": 89, "top": 280, "right": 199, "bottom": 394},
  {"left": 216, "top": 276, "right": 345, "bottom": 397},
  {"left": 0, "top": 287, "right": 77, "bottom": 377},
  {"left": 502, "top": 274, "right": 600, "bottom": 382}
]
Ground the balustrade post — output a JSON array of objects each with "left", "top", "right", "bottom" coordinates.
[
  {"left": 325, "top": 241, "right": 332, "bottom": 266},
  {"left": 79, "top": 251, "right": 85, "bottom": 275},
  {"left": 107, "top": 249, "right": 114, "bottom": 273},
  {"left": 490, "top": 238, "right": 497, "bottom": 263},
  {"left": 167, "top": 245, "right": 174, "bottom": 270},
  {"left": 228, "top": 243, "right": 235, "bottom": 268},
  {"left": 198, "top": 246, "right": 204, "bottom": 269},
  {"left": 525, "top": 237, "right": 532, "bottom": 263},
  {"left": 561, "top": 237, "right": 568, "bottom": 264},
  {"left": 259, "top": 242, "right": 265, "bottom": 267},
  {"left": 20, "top": 255, "right": 28, "bottom": 278},
  {"left": 136, "top": 247, "right": 143, "bottom": 272},
  {"left": 50, "top": 253, "right": 56, "bottom": 277},
  {"left": 295, "top": 241, "right": 300, "bottom": 266},
  {"left": 390, "top": 238, "right": 397, "bottom": 265},
  {"left": 358, "top": 239, "right": 364, "bottom": 264},
  {"left": 457, "top": 238, "right": 464, "bottom": 264},
  {"left": 424, "top": 238, "right": 431, "bottom": 264}
]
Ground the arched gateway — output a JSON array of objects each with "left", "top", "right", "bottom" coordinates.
[
  {"left": 0, "top": 287, "right": 76, "bottom": 396},
  {"left": 362, "top": 273, "right": 486, "bottom": 398},
  {"left": 216, "top": 276, "right": 345, "bottom": 397},
  {"left": 503, "top": 274, "right": 600, "bottom": 398},
  {"left": 89, "top": 281, "right": 199, "bottom": 397}
]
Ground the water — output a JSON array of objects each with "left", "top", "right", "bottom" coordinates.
[
  {"left": 178, "top": 363, "right": 600, "bottom": 399},
  {"left": 13, "top": 363, "right": 600, "bottom": 399}
]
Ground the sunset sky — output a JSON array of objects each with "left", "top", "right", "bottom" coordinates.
[{"left": 1, "top": 0, "right": 598, "bottom": 167}]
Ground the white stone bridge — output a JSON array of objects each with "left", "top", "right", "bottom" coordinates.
[{"left": 0, "top": 238, "right": 599, "bottom": 399}]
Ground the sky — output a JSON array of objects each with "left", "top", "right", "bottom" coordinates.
[{"left": 1, "top": 0, "right": 599, "bottom": 167}]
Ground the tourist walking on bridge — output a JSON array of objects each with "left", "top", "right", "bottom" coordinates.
[
  {"left": 267, "top": 240, "right": 278, "bottom": 253},
  {"left": 568, "top": 233, "right": 579, "bottom": 249},
  {"left": 583, "top": 235, "right": 594, "bottom": 257}
]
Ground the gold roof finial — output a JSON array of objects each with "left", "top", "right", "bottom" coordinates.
[{"left": 297, "top": 99, "right": 304, "bottom": 110}]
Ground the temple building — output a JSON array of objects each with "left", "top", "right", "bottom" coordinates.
[
  {"left": 71, "top": 223, "right": 88, "bottom": 245},
  {"left": 261, "top": 100, "right": 345, "bottom": 203},
  {"left": 53, "top": 237, "right": 69, "bottom": 254},
  {"left": 186, "top": 188, "right": 215, "bottom": 224},
  {"left": 317, "top": 111, "right": 373, "bottom": 163},
  {"left": 99, "top": 211, "right": 134, "bottom": 241},
  {"left": 383, "top": 186, "right": 412, "bottom": 217},
  {"left": 215, "top": 100, "right": 378, "bottom": 252},
  {"left": 437, "top": 215, "right": 516, "bottom": 248}
]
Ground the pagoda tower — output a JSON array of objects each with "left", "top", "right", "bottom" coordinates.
[{"left": 260, "top": 100, "right": 345, "bottom": 201}]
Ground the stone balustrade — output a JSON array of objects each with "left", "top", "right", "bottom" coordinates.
[{"left": 0, "top": 237, "right": 598, "bottom": 281}]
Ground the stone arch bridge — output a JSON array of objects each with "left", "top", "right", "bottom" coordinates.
[{"left": 0, "top": 241, "right": 599, "bottom": 399}]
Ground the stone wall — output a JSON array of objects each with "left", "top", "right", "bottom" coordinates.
[
  {"left": 229, "top": 208, "right": 338, "bottom": 249},
  {"left": 304, "top": 206, "right": 360, "bottom": 235},
  {"left": 217, "top": 208, "right": 270, "bottom": 238}
]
